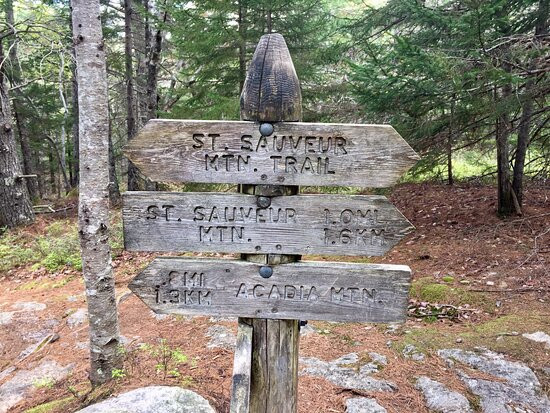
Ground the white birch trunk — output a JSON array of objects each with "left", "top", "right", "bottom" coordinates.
[{"left": 71, "top": 0, "right": 121, "bottom": 385}]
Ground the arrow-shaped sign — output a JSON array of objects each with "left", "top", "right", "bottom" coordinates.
[
  {"left": 124, "top": 120, "right": 419, "bottom": 188},
  {"left": 123, "top": 192, "right": 414, "bottom": 257},
  {"left": 129, "top": 257, "right": 411, "bottom": 323}
]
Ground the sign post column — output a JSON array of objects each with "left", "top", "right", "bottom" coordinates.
[{"left": 232, "top": 33, "right": 301, "bottom": 413}]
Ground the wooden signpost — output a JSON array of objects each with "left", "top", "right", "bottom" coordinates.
[{"left": 123, "top": 33, "right": 419, "bottom": 413}]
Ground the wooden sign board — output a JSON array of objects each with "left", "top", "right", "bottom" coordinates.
[
  {"left": 123, "top": 120, "right": 420, "bottom": 188},
  {"left": 129, "top": 258, "right": 411, "bottom": 323},
  {"left": 123, "top": 192, "right": 414, "bottom": 256}
]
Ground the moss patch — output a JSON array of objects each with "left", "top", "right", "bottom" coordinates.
[
  {"left": 24, "top": 397, "right": 74, "bottom": 413},
  {"left": 394, "top": 312, "right": 550, "bottom": 360},
  {"left": 410, "top": 277, "right": 491, "bottom": 311}
]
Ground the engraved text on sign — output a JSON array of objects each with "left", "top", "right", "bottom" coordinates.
[
  {"left": 123, "top": 192, "right": 415, "bottom": 256},
  {"left": 129, "top": 258, "right": 411, "bottom": 323}
]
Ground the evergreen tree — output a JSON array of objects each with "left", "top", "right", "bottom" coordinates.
[{"left": 348, "top": 0, "right": 549, "bottom": 215}]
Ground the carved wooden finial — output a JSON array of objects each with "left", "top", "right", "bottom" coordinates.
[{"left": 240, "top": 33, "right": 302, "bottom": 122}]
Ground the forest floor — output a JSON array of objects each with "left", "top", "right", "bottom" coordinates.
[{"left": 1, "top": 182, "right": 549, "bottom": 413}]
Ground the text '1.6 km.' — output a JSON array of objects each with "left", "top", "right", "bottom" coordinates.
[
  {"left": 123, "top": 120, "right": 420, "bottom": 187},
  {"left": 122, "top": 192, "right": 415, "bottom": 257}
]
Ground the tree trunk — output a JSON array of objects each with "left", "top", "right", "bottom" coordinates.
[
  {"left": 495, "top": 84, "right": 514, "bottom": 216},
  {"left": 70, "top": 41, "right": 80, "bottom": 187},
  {"left": 5, "top": 0, "right": 39, "bottom": 201},
  {"left": 13, "top": 105, "right": 39, "bottom": 199},
  {"left": 71, "top": 0, "right": 120, "bottom": 386},
  {"left": 146, "top": 3, "right": 166, "bottom": 121},
  {"left": 108, "top": 107, "right": 120, "bottom": 205},
  {"left": 447, "top": 99, "right": 454, "bottom": 186},
  {"left": 238, "top": 0, "right": 247, "bottom": 93},
  {"left": 34, "top": 148, "right": 44, "bottom": 198},
  {"left": 134, "top": 0, "right": 149, "bottom": 129},
  {"left": 48, "top": 149, "right": 56, "bottom": 196},
  {"left": 44, "top": 135, "right": 71, "bottom": 194},
  {"left": 0, "top": 40, "right": 34, "bottom": 228},
  {"left": 58, "top": 52, "right": 70, "bottom": 192},
  {"left": 512, "top": 0, "right": 548, "bottom": 207},
  {"left": 125, "top": 0, "right": 140, "bottom": 191}
]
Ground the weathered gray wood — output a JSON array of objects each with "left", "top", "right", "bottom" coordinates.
[
  {"left": 237, "top": 33, "right": 302, "bottom": 413},
  {"left": 240, "top": 33, "right": 302, "bottom": 122},
  {"left": 122, "top": 192, "right": 414, "bottom": 256},
  {"left": 230, "top": 318, "right": 253, "bottom": 413},
  {"left": 128, "top": 258, "right": 411, "bottom": 323},
  {"left": 123, "top": 119, "right": 419, "bottom": 188}
]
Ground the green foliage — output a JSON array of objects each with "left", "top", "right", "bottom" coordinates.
[
  {"left": 32, "top": 377, "right": 55, "bottom": 389},
  {"left": 139, "top": 339, "right": 190, "bottom": 380},
  {"left": 111, "top": 368, "right": 126, "bottom": 380},
  {"left": 0, "top": 220, "right": 81, "bottom": 274},
  {"left": 410, "top": 277, "right": 489, "bottom": 309},
  {"left": 347, "top": 0, "right": 550, "bottom": 183},
  {"left": 164, "top": 0, "right": 344, "bottom": 120},
  {"left": 24, "top": 397, "right": 74, "bottom": 413},
  {"left": 0, "top": 232, "right": 37, "bottom": 272}
]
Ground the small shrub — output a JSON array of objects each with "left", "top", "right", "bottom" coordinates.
[
  {"left": 32, "top": 377, "right": 55, "bottom": 389},
  {"left": 0, "top": 233, "right": 36, "bottom": 271}
]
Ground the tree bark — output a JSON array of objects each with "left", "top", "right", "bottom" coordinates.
[
  {"left": 70, "top": 10, "right": 80, "bottom": 188},
  {"left": 58, "top": 52, "right": 70, "bottom": 193},
  {"left": 495, "top": 83, "right": 514, "bottom": 216},
  {"left": 48, "top": 148, "right": 56, "bottom": 196},
  {"left": 5, "top": 0, "right": 39, "bottom": 201},
  {"left": 238, "top": 0, "right": 247, "bottom": 93},
  {"left": 512, "top": 0, "right": 548, "bottom": 207},
  {"left": 146, "top": 2, "right": 167, "bottom": 121},
  {"left": 71, "top": 0, "right": 121, "bottom": 386},
  {"left": 134, "top": 0, "right": 149, "bottom": 129},
  {"left": 125, "top": 0, "right": 140, "bottom": 191},
  {"left": 447, "top": 99, "right": 454, "bottom": 186},
  {"left": 44, "top": 135, "right": 71, "bottom": 194},
  {"left": 0, "top": 39, "right": 34, "bottom": 228},
  {"left": 108, "top": 107, "right": 120, "bottom": 205}
]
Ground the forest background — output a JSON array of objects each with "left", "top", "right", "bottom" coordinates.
[
  {"left": 1, "top": 0, "right": 548, "bottom": 224},
  {"left": 0, "top": 1, "right": 549, "bottom": 411}
]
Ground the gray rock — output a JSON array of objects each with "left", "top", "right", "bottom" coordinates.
[
  {"left": 11, "top": 301, "right": 46, "bottom": 312},
  {"left": 150, "top": 311, "right": 169, "bottom": 321},
  {"left": 0, "top": 367, "right": 15, "bottom": 382},
  {"left": 17, "top": 334, "right": 56, "bottom": 361},
  {"left": 415, "top": 376, "right": 472, "bottom": 413},
  {"left": 67, "top": 308, "right": 87, "bottom": 328},
  {"left": 385, "top": 323, "right": 400, "bottom": 334},
  {"left": 439, "top": 348, "right": 550, "bottom": 413},
  {"left": 346, "top": 397, "right": 387, "bottom": 413},
  {"left": 206, "top": 325, "right": 235, "bottom": 350},
  {"left": 75, "top": 386, "right": 215, "bottom": 413},
  {"left": 402, "top": 344, "right": 425, "bottom": 361},
  {"left": 368, "top": 352, "right": 387, "bottom": 366},
  {"left": 0, "top": 312, "right": 14, "bottom": 326},
  {"left": 0, "top": 360, "right": 73, "bottom": 413},
  {"left": 75, "top": 341, "right": 89, "bottom": 350},
  {"left": 438, "top": 348, "right": 540, "bottom": 395},
  {"left": 523, "top": 332, "right": 550, "bottom": 349},
  {"left": 299, "top": 324, "right": 316, "bottom": 336},
  {"left": 208, "top": 316, "right": 236, "bottom": 322},
  {"left": 300, "top": 353, "right": 396, "bottom": 392}
]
